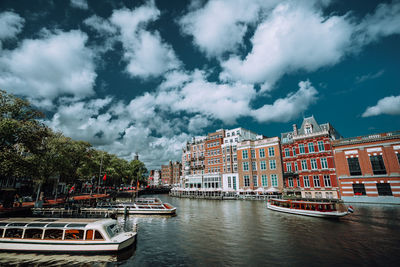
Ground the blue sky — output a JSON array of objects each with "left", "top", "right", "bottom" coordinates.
[{"left": 0, "top": 0, "right": 399, "bottom": 169}]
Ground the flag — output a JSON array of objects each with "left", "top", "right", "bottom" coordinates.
[
  {"left": 347, "top": 206, "right": 354, "bottom": 213},
  {"left": 103, "top": 173, "right": 107, "bottom": 181},
  {"left": 69, "top": 185, "right": 75, "bottom": 194}
]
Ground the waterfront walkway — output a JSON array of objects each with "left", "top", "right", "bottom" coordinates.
[{"left": 0, "top": 194, "right": 109, "bottom": 213}]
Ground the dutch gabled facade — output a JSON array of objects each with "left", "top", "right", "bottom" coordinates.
[
  {"left": 281, "top": 116, "right": 341, "bottom": 199},
  {"left": 332, "top": 131, "right": 400, "bottom": 204}
]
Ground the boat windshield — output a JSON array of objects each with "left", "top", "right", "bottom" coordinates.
[{"left": 106, "top": 223, "right": 120, "bottom": 238}]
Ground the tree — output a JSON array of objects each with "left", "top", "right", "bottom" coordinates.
[
  {"left": 129, "top": 159, "right": 148, "bottom": 187},
  {"left": 0, "top": 89, "right": 49, "bottom": 186}
]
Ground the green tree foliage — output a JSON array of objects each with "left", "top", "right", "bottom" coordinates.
[{"left": 0, "top": 90, "right": 148, "bottom": 194}]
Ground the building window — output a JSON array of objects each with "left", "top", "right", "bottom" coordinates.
[
  {"left": 318, "top": 141, "right": 325, "bottom": 151},
  {"left": 233, "top": 164, "right": 237, "bottom": 172},
  {"left": 228, "top": 176, "right": 231, "bottom": 188},
  {"left": 269, "top": 160, "right": 276, "bottom": 170},
  {"left": 271, "top": 174, "right": 278, "bottom": 187},
  {"left": 284, "top": 148, "right": 290, "bottom": 157},
  {"left": 242, "top": 150, "right": 248, "bottom": 159},
  {"left": 310, "top": 159, "right": 318, "bottom": 170},
  {"left": 251, "top": 149, "right": 256, "bottom": 158},
  {"left": 299, "top": 144, "right": 305, "bottom": 154},
  {"left": 296, "top": 177, "right": 300, "bottom": 187},
  {"left": 244, "top": 175, "right": 250, "bottom": 187},
  {"left": 259, "top": 149, "right": 266, "bottom": 158},
  {"left": 260, "top": 161, "right": 267, "bottom": 170},
  {"left": 305, "top": 192, "right": 312, "bottom": 198},
  {"left": 326, "top": 192, "right": 333, "bottom": 199},
  {"left": 397, "top": 153, "right": 400, "bottom": 166},
  {"left": 261, "top": 175, "right": 268, "bottom": 187},
  {"left": 303, "top": 176, "right": 310, "bottom": 188},
  {"left": 233, "top": 146, "right": 237, "bottom": 152},
  {"left": 320, "top": 158, "right": 328, "bottom": 169},
  {"left": 370, "top": 155, "right": 387, "bottom": 175},
  {"left": 251, "top": 161, "right": 257, "bottom": 171},
  {"left": 233, "top": 176, "right": 236, "bottom": 190},
  {"left": 315, "top": 192, "right": 322, "bottom": 198},
  {"left": 313, "top": 176, "right": 320, "bottom": 187},
  {"left": 323, "top": 175, "right": 331, "bottom": 187},
  {"left": 286, "top": 162, "right": 292, "bottom": 172},
  {"left": 292, "top": 147, "right": 296, "bottom": 156},
  {"left": 347, "top": 157, "right": 362, "bottom": 176},
  {"left": 253, "top": 175, "right": 258, "bottom": 187},
  {"left": 308, "top": 143, "right": 315, "bottom": 153},
  {"left": 377, "top": 183, "right": 392, "bottom": 196},
  {"left": 288, "top": 177, "right": 293, "bottom": 187},
  {"left": 233, "top": 155, "right": 237, "bottom": 162},
  {"left": 294, "top": 162, "right": 298, "bottom": 172},
  {"left": 268, "top": 147, "right": 275, "bottom": 157},
  {"left": 243, "top": 162, "right": 249, "bottom": 171},
  {"left": 301, "top": 160, "right": 308, "bottom": 170},
  {"left": 352, "top": 184, "right": 366, "bottom": 195}
]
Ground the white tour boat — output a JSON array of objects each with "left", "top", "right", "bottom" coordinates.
[
  {"left": 267, "top": 198, "right": 353, "bottom": 218},
  {"left": 90, "top": 198, "right": 176, "bottom": 215},
  {"left": 0, "top": 217, "right": 137, "bottom": 253}
]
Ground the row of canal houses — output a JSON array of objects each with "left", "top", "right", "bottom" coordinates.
[{"left": 177, "top": 116, "right": 400, "bottom": 204}]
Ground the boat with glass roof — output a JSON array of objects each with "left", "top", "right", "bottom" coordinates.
[{"left": 0, "top": 218, "right": 137, "bottom": 253}]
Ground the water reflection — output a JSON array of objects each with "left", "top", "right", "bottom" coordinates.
[{"left": 1, "top": 196, "right": 400, "bottom": 266}]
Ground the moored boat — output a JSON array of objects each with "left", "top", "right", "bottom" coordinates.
[
  {"left": 88, "top": 198, "right": 176, "bottom": 215},
  {"left": 267, "top": 198, "right": 353, "bottom": 218},
  {"left": 0, "top": 217, "right": 137, "bottom": 253}
]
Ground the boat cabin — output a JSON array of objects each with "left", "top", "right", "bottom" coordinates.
[
  {"left": 269, "top": 199, "right": 339, "bottom": 212},
  {"left": 0, "top": 218, "right": 119, "bottom": 241}
]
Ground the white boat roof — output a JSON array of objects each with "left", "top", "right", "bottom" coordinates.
[{"left": 0, "top": 218, "right": 114, "bottom": 228}]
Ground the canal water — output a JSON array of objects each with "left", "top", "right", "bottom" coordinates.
[{"left": 1, "top": 194, "right": 399, "bottom": 266}]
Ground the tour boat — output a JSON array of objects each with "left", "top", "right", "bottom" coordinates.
[
  {"left": 0, "top": 217, "right": 137, "bottom": 253},
  {"left": 88, "top": 198, "right": 177, "bottom": 215},
  {"left": 267, "top": 198, "right": 353, "bottom": 218}
]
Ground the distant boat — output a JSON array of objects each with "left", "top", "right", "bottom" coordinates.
[
  {"left": 0, "top": 217, "right": 137, "bottom": 253},
  {"left": 91, "top": 198, "right": 177, "bottom": 215},
  {"left": 267, "top": 198, "right": 352, "bottom": 218}
]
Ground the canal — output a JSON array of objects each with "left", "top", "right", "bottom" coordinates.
[{"left": 1, "top": 194, "right": 400, "bottom": 266}]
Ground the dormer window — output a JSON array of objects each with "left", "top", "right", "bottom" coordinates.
[{"left": 305, "top": 123, "right": 313, "bottom": 134}]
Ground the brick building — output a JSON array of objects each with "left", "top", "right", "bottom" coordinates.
[
  {"left": 161, "top": 161, "right": 181, "bottom": 186},
  {"left": 221, "top": 128, "right": 259, "bottom": 191},
  {"left": 281, "top": 116, "right": 342, "bottom": 199},
  {"left": 182, "top": 136, "right": 206, "bottom": 188},
  {"left": 332, "top": 131, "right": 400, "bottom": 204},
  {"left": 203, "top": 129, "right": 225, "bottom": 188},
  {"left": 237, "top": 137, "right": 284, "bottom": 191}
]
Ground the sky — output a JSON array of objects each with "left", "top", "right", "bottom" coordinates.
[{"left": 0, "top": 0, "right": 399, "bottom": 170}]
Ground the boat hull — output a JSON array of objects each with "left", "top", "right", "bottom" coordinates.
[
  {"left": 267, "top": 203, "right": 348, "bottom": 218},
  {"left": 0, "top": 234, "right": 136, "bottom": 253}
]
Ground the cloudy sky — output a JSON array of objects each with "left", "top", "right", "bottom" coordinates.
[{"left": 1, "top": 0, "right": 399, "bottom": 170}]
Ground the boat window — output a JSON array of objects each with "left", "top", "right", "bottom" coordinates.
[
  {"left": 4, "top": 228, "right": 23, "bottom": 239},
  {"left": 65, "top": 229, "right": 84, "bottom": 240},
  {"left": 0, "top": 223, "right": 7, "bottom": 227},
  {"left": 67, "top": 224, "right": 87, "bottom": 228},
  {"left": 43, "top": 229, "right": 63, "bottom": 240},
  {"left": 85, "top": 230, "right": 94, "bottom": 240},
  {"left": 47, "top": 223, "right": 67, "bottom": 228},
  {"left": 0, "top": 228, "right": 4, "bottom": 237},
  {"left": 27, "top": 223, "right": 47, "bottom": 228},
  {"left": 35, "top": 219, "right": 57, "bottom": 222},
  {"left": 24, "top": 229, "right": 43, "bottom": 239},
  {"left": 94, "top": 230, "right": 104, "bottom": 240},
  {"left": 8, "top": 223, "right": 27, "bottom": 227}
]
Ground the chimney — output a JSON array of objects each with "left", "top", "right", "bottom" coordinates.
[{"left": 293, "top": 124, "right": 298, "bottom": 135}]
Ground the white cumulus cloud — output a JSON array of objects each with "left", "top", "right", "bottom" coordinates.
[
  {"left": 70, "top": 0, "right": 88, "bottom": 10},
  {"left": 362, "top": 95, "right": 400, "bottom": 117},
  {"left": 251, "top": 80, "right": 318, "bottom": 122},
  {"left": 0, "top": 11, "right": 25, "bottom": 48},
  {"left": 220, "top": 2, "right": 354, "bottom": 89},
  {"left": 0, "top": 30, "right": 97, "bottom": 108}
]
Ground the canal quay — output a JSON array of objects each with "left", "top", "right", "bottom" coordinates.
[{"left": 1, "top": 194, "right": 399, "bottom": 267}]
